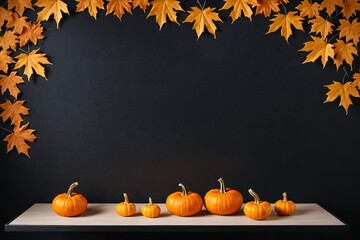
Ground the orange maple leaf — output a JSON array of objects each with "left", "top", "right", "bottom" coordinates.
[
  {"left": 296, "top": 0, "right": 320, "bottom": 19},
  {"left": 19, "top": 22, "right": 45, "bottom": 47},
  {"left": 0, "top": 50, "right": 15, "bottom": 74},
  {"left": 324, "top": 81, "right": 360, "bottom": 114},
  {"left": 147, "top": 0, "right": 184, "bottom": 30},
  {"left": 338, "top": 19, "right": 360, "bottom": 45},
  {"left": 3, "top": 123, "right": 37, "bottom": 158},
  {"left": 132, "top": 0, "right": 149, "bottom": 12},
  {"left": 309, "top": 16, "right": 334, "bottom": 39},
  {"left": 106, "top": 0, "right": 133, "bottom": 21},
  {"left": 0, "top": 7, "right": 12, "bottom": 29},
  {"left": 34, "top": 0, "right": 70, "bottom": 29},
  {"left": 266, "top": 11, "right": 304, "bottom": 43},
  {"left": 255, "top": 0, "right": 281, "bottom": 17},
  {"left": 75, "top": 0, "right": 105, "bottom": 20},
  {"left": 7, "top": 0, "right": 34, "bottom": 16},
  {"left": 353, "top": 73, "right": 360, "bottom": 89},
  {"left": 0, "top": 72, "right": 24, "bottom": 99},
  {"left": 0, "top": 30, "right": 19, "bottom": 51},
  {"left": 184, "top": 6, "right": 223, "bottom": 40},
  {"left": 220, "top": 0, "right": 258, "bottom": 23},
  {"left": 8, "top": 14, "right": 29, "bottom": 34},
  {"left": 333, "top": 40, "right": 358, "bottom": 70},
  {"left": 320, "top": 0, "right": 343, "bottom": 16},
  {"left": 342, "top": 0, "right": 360, "bottom": 19},
  {"left": 0, "top": 99, "right": 29, "bottom": 126},
  {"left": 299, "top": 36, "right": 334, "bottom": 68},
  {"left": 14, "top": 48, "right": 52, "bottom": 80}
]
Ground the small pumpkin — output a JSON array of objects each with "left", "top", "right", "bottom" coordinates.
[
  {"left": 52, "top": 182, "right": 88, "bottom": 217},
  {"left": 204, "top": 178, "right": 243, "bottom": 215},
  {"left": 274, "top": 192, "right": 296, "bottom": 216},
  {"left": 165, "top": 183, "right": 203, "bottom": 217},
  {"left": 116, "top": 193, "right": 136, "bottom": 217},
  {"left": 243, "top": 188, "right": 272, "bottom": 220},
  {"left": 141, "top": 197, "right": 161, "bottom": 218}
]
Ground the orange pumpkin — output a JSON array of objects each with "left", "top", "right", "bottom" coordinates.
[
  {"left": 116, "top": 193, "right": 136, "bottom": 217},
  {"left": 141, "top": 197, "right": 161, "bottom": 218},
  {"left": 204, "top": 178, "right": 243, "bottom": 215},
  {"left": 274, "top": 192, "right": 296, "bottom": 216},
  {"left": 165, "top": 183, "right": 203, "bottom": 217},
  {"left": 243, "top": 188, "right": 272, "bottom": 220},
  {"left": 52, "top": 182, "right": 88, "bottom": 217}
]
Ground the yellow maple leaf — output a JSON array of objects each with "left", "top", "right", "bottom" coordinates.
[
  {"left": 7, "top": 0, "right": 34, "bottom": 16},
  {"left": 266, "top": 11, "right": 304, "bottom": 43},
  {"left": 184, "top": 6, "right": 223, "bottom": 40},
  {"left": 106, "top": 0, "right": 133, "bottom": 21},
  {"left": 255, "top": 0, "right": 281, "bottom": 17},
  {"left": 14, "top": 48, "right": 52, "bottom": 80},
  {"left": 324, "top": 81, "right": 360, "bottom": 114},
  {"left": 3, "top": 122, "right": 37, "bottom": 158},
  {"left": 8, "top": 14, "right": 29, "bottom": 34},
  {"left": 147, "top": 0, "right": 184, "bottom": 30},
  {"left": 338, "top": 19, "right": 360, "bottom": 45},
  {"left": 19, "top": 22, "right": 45, "bottom": 47},
  {"left": 0, "top": 7, "right": 12, "bottom": 29},
  {"left": 333, "top": 39, "right": 358, "bottom": 70},
  {"left": 76, "top": 0, "right": 105, "bottom": 20},
  {"left": 0, "top": 30, "right": 19, "bottom": 51},
  {"left": 0, "top": 50, "right": 15, "bottom": 74},
  {"left": 352, "top": 73, "right": 360, "bottom": 89},
  {"left": 309, "top": 16, "right": 334, "bottom": 39},
  {"left": 342, "top": 0, "right": 360, "bottom": 19},
  {"left": 320, "top": 0, "right": 343, "bottom": 16},
  {"left": 296, "top": 0, "right": 320, "bottom": 19},
  {"left": 0, "top": 72, "right": 24, "bottom": 99},
  {"left": 220, "top": 0, "right": 258, "bottom": 23},
  {"left": 299, "top": 36, "right": 334, "bottom": 68},
  {"left": 34, "top": 0, "right": 69, "bottom": 29},
  {"left": 0, "top": 99, "right": 29, "bottom": 126},
  {"left": 132, "top": 0, "right": 149, "bottom": 12}
]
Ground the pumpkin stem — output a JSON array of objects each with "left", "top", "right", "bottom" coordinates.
[
  {"left": 148, "top": 197, "right": 153, "bottom": 205},
  {"left": 282, "top": 192, "right": 288, "bottom": 202},
  {"left": 217, "top": 178, "right": 226, "bottom": 193},
  {"left": 123, "top": 193, "right": 129, "bottom": 203},
  {"left": 66, "top": 182, "right": 78, "bottom": 198},
  {"left": 178, "top": 183, "right": 188, "bottom": 196},
  {"left": 248, "top": 188, "right": 261, "bottom": 204}
]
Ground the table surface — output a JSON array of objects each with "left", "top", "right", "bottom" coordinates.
[{"left": 5, "top": 203, "right": 348, "bottom": 232}]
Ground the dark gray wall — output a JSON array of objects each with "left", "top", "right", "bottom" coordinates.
[{"left": 2, "top": 1, "right": 359, "bottom": 240}]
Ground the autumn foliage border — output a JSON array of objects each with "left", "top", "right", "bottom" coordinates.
[{"left": 0, "top": 0, "right": 360, "bottom": 158}]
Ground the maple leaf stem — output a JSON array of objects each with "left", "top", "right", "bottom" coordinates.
[
  {"left": 326, "top": 11, "right": 342, "bottom": 21},
  {"left": 196, "top": 0, "right": 206, "bottom": 10},
  {"left": 327, "top": 32, "right": 340, "bottom": 43},
  {"left": 1, "top": 1, "right": 7, "bottom": 7},
  {"left": 281, "top": 4, "right": 287, "bottom": 15},
  {"left": 0, "top": 126, "right": 13, "bottom": 134},
  {"left": 18, "top": 48, "right": 29, "bottom": 54},
  {"left": 342, "top": 67, "right": 352, "bottom": 84}
]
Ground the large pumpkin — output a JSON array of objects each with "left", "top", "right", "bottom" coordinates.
[
  {"left": 204, "top": 178, "right": 243, "bottom": 215},
  {"left": 165, "top": 183, "right": 203, "bottom": 217},
  {"left": 116, "top": 193, "right": 136, "bottom": 217},
  {"left": 243, "top": 188, "right": 272, "bottom": 220},
  {"left": 52, "top": 182, "right": 88, "bottom": 217},
  {"left": 274, "top": 192, "right": 296, "bottom": 216}
]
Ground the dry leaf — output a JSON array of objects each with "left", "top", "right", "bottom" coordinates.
[
  {"left": 309, "top": 16, "right": 334, "bottom": 39},
  {"left": 0, "top": 7, "right": 12, "bottom": 29},
  {"left": 220, "top": 0, "right": 258, "bottom": 23},
  {"left": 8, "top": 14, "right": 29, "bottom": 34},
  {"left": 342, "top": 0, "right": 360, "bottom": 19},
  {"left": 0, "top": 99, "right": 29, "bottom": 126},
  {"left": 106, "top": 0, "right": 133, "bottom": 21},
  {"left": 0, "top": 30, "right": 19, "bottom": 51},
  {"left": 14, "top": 48, "right": 52, "bottom": 80},
  {"left": 299, "top": 36, "right": 334, "bottom": 68},
  {"left": 338, "top": 19, "right": 360, "bottom": 45},
  {"left": 255, "top": 0, "right": 281, "bottom": 17},
  {"left": 75, "top": 0, "right": 105, "bottom": 20},
  {"left": 324, "top": 81, "right": 360, "bottom": 114},
  {"left": 352, "top": 73, "right": 360, "bottom": 89},
  {"left": 0, "top": 50, "right": 15, "bottom": 74},
  {"left": 3, "top": 122, "right": 37, "bottom": 158},
  {"left": 19, "top": 22, "right": 45, "bottom": 46},
  {"left": 7, "top": 0, "right": 34, "bottom": 16},
  {"left": 333, "top": 40, "right": 358, "bottom": 70},
  {"left": 296, "top": 0, "right": 320, "bottom": 19},
  {"left": 0, "top": 72, "right": 25, "bottom": 99},
  {"left": 320, "top": 0, "right": 343, "bottom": 16},
  {"left": 266, "top": 11, "right": 304, "bottom": 43},
  {"left": 147, "top": 0, "right": 184, "bottom": 30},
  {"left": 184, "top": 6, "right": 223, "bottom": 40},
  {"left": 132, "top": 0, "right": 149, "bottom": 12},
  {"left": 34, "top": 0, "right": 70, "bottom": 29}
]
